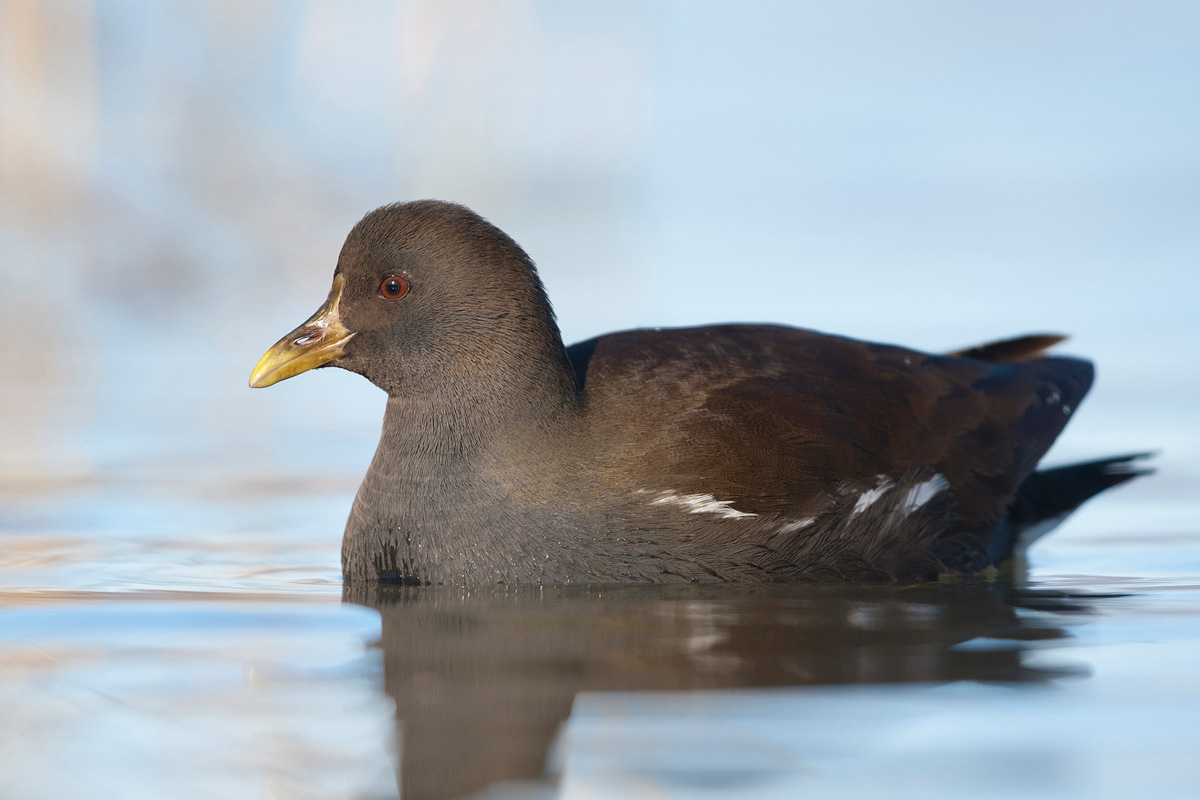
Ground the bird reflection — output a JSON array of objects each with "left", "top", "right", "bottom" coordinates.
[{"left": 344, "top": 582, "right": 1093, "bottom": 800}]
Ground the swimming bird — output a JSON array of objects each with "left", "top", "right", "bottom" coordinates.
[{"left": 250, "top": 201, "right": 1147, "bottom": 584}]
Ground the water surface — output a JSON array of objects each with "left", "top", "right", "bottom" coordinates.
[{"left": 2, "top": 503, "right": 1199, "bottom": 799}]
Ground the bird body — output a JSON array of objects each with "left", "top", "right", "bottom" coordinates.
[{"left": 250, "top": 201, "right": 1145, "bottom": 584}]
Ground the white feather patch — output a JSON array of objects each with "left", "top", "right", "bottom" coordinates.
[
  {"left": 852, "top": 475, "right": 894, "bottom": 515},
  {"left": 900, "top": 474, "right": 950, "bottom": 513},
  {"left": 777, "top": 517, "right": 816, "bottom": 534},
  {"left": 649, "top": 491, "right": 758, "bottom": 519},
  {"left": 1016, "top": 512, "right": 1069, "bottom": 554}
]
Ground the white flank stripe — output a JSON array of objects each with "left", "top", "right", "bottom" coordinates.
[
  {"left": 650, "top": 491, "right": 758, "bottom": 519},
  {"left": 901, "top": 474, "right": 950, "bottom": 513},
  {"left": 777, "top": 517, "right": 816, "bottom": 534},
  {"left": 852, "top": 476, "right": 894, "bottom": 515}
]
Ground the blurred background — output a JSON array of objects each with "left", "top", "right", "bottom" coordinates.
[{"left": 2, "top": 3, "right": 1199, "bottom": 797}]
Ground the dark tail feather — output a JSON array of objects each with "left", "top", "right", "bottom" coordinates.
[
  {"left": 990, "top": 452, "right": 1155, "bottom": 562},
  {"left": 950, "top": 334, "right": 1068, "bottom": 363}
]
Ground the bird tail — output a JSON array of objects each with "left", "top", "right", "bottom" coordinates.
[
  {"left": 990, "top": 452, "right": 1154, "bottom": 563},
  {"left": 949, "top": 333, "right": 1067, "bottom": 363}
]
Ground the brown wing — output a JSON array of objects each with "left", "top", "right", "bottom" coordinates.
[{"left": 574, "top": 325, "right": 1092, "bottom": 540}]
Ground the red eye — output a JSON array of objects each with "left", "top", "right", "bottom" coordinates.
[{"left": 380, "top": 275, "right": 409, "bottom": 299}]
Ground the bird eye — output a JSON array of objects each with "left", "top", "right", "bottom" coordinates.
[{"left": 380, "top": 275, "right": 409, "bottom": 299}]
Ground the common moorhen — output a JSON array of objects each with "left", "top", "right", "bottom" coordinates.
[{"left": 250, "top": 201, "right": 1147, "bottom": 584}]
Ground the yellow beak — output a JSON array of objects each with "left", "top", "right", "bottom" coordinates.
[{"left": 249, "top": 273, "right": 356, "bottom": 388}]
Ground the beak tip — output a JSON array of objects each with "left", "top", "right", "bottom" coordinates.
[
  {"left": 250, "top": 274, "right": 352, "bottom": 390},
  {"left": 248, "top": 358, "right": 278, "bottom": 389}
]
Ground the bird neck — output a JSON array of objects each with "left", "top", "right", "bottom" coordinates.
[{"left": 379, "top": 332, "right": 582, "bottom": 460}]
